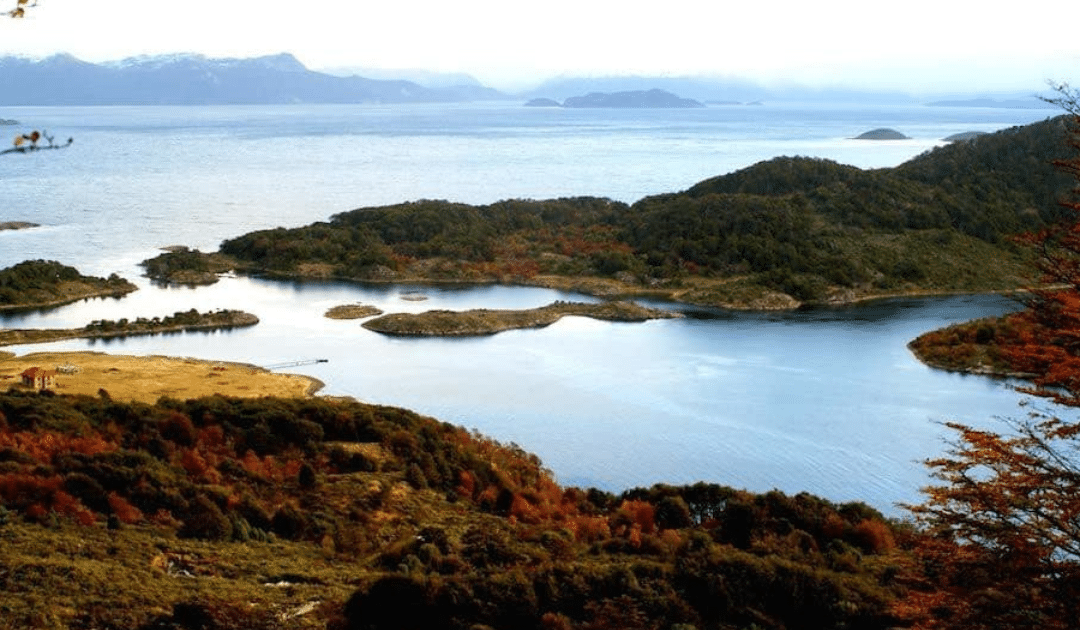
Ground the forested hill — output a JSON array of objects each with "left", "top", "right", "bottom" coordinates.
[
  {"left": 206, "top": 115, "right": 1075, "bottom": 308},
  {"left": 683, "top": 114, "right": 1072, "bottom": 240}
]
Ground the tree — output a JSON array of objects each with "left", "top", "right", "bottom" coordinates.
[
  {"left": 902, "top": 84, "right": 1080, "bottom": 629},
  {"left": 3, "top": 1, "right": 73, "bottom": 155},
  {"left": 6, "top": 0, "right": 35, "bottom": 19}
]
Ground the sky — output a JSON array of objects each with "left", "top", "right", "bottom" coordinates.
[{"left": 1, "top": 0, "right": 1077, "bottom": 93}]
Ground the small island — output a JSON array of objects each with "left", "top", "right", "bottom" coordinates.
[
  {"left": 853, "top": 128, "right": 910, "bottom": 140},
  {"left": 0, "top": 308, "right": 260, "bottom": 347},
  {"left": 0, "top": 221, "right": 39, "bottom": 231},
  {"left": 560, "top": 89, "right": 705, "bottom": 109},
  {"left": 0, "top": 259, "right": 137, "bottom": 311},
  {"left": 324, "top": 303, "right": 383, "bottom": 319},
  {"left": 523, "top": 97, "right": 561, "bottom": 107},
  {"left": 361, "top": 300, "right": 681, "bottom": 336}
]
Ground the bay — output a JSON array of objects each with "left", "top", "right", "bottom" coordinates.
[{"left": 0, "top": 101, "right": 1060, "bottom": 514}]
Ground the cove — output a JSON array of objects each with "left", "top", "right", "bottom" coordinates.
[{"left": 1, "top": 275, "right": 1030, "bottom": 515}]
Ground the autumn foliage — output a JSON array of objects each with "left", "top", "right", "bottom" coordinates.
[{"left": 901, "top": 96, "right": 1080, "bottom": 629}]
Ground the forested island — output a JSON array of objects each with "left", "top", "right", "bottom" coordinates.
[
  {"left": 0, "top": 260, "right": 137, "bottom": 310},
  {"left": 144, "top": 115, "right": 1073, "bottom": 309},
  {"left": 361, "top": 300, "right": 680, "bottom": 336}
]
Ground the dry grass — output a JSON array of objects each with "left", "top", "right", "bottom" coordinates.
[{"left": 0, "top": 351, "right": 321, "bottom": 403}]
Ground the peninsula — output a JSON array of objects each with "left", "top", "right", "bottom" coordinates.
[
  {"left": 0, "top": 260, "right": 137, "bottom": 311},
  {"left": 143, "top": 115, "right": 1072, "bottom": 310},
  {"left": 0, "top": 350, "right": 318, "bottom": 402},
  {"left": 361, "top": 300, "right": 680, "bottom": 336},
  {"left": 141, "top": 247, "right": 236, "bottom": 285},
  {"left": 0, "top": 309, "right": 259, "bottom": 348}
]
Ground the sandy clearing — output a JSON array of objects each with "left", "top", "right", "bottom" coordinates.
[{"left": 0, "top": 351, "right": 321, "bottom": 404}]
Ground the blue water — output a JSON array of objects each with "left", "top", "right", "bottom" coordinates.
[{"left": 0, "top": 101, "right": 1061, "bottom": 514}]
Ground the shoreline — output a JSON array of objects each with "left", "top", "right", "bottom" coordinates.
[
  {"left": 0, "top": 284, "right": 138, "bottom": 313},
  {"left": 0, "top": 312, "right": 260, "bottom": 348},
  {"left": 0, "top": 350, "right": 322, "bottom": 403},
  {"left": 361, "top": 300, "right": 681, "bottom": 336},
  {"left": 242, "top": 266, "right": 1026, "bottom": 311}
]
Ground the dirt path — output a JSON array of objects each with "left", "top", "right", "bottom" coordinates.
[{"left": 0, "top": 351, "right": 321, "bottom": 403}]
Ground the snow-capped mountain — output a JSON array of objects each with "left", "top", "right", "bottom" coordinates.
[{"left": 0, "top": 53, "right": 506, "bottom": 105}]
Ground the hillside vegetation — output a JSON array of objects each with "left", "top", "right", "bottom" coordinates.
[
  {"left": 145, "top": 115, "right": 1079, "bottom": 308},
  {"left": 0, "top": 390, "right": 909, "bottom": 629},
  {"left": 0, "top": 260, "right": 136, "bottom": 310}
]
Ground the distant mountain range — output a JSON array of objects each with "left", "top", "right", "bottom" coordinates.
[
  {"left": 0, "top": 52, "right": 1059, "bottom": 107},
  {"left": 0, "top": 53, "right": 506, "bottom": 105},
  {"left": 519, "top": 75, "right": 1055, "bottom": 107}
]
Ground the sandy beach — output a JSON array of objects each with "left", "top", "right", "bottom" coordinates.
[{"left": 0, "top": 351, "right": 321, "bottom": 403}]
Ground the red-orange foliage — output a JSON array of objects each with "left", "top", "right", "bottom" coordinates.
[
  {"left": 850, "top": 519, "right": 895, "bottom": 554},
  {"left": 0, "top": 473, "right": 95, "bottom": 525},
  {"left": 179, "top": 447, "right": 222, "bottom": 485},
  {"left": 616, "top": 499, "right": 656, "bottom": 535},
  {"left": 107, "top": 492, "right": 143, "bottom": 524},
  {"left": 902, "top": 95, "right": 1080, "bottom": 629},
  {"left": 0, "top": 429, "right": 116, "bottom": 464},
  {"left": 456, "top": 470, "right": 477, "bottom": 499},
  {"left": 566, "top": 515, "right": 611, "bottom": 542}
]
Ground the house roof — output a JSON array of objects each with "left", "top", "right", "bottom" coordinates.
[{"left": 21, "top": 367, "right": 57, "bottom": 378}]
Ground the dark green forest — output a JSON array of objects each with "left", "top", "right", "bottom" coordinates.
[
  {"left": 185, "top": 115, "right": 1075, "bottom": 306},
  {"left": 0, "top": 260, "right": 135, "bottom": 308}
]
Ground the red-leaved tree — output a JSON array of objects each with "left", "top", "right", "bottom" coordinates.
[{"left": 901, "top": 84, "right": 1080, "bottom": 629}]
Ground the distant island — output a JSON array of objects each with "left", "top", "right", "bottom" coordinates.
[
  {"left": 361, "top": 301, "right": 681, "bottom": 336},
  {"left": 524, "top": 97, "right": 561, "bottom": 107},
  {"left": 525, "top": 89, "right": 705, "bottom": 109},
  {"left": 0, "top": 221, "right": 38, "bottom": 231},
  {"left": 927, "top": 98, "right": 1053, "bottom": 109},
  {"left": 0, "top": 118, "right": 16, "bottom": 125},
  {"left": 853, "top": 128, "right": 910, "bottom": 140}
]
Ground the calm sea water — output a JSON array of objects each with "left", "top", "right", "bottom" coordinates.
[{"left": 0, "top": 101, "right": 1062, "bottom": 514}]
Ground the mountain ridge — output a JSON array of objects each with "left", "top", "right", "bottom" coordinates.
[{"left": 0, "top": 52, "right": 507, "bottom": 105}]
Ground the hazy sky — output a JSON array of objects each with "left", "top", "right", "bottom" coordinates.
[{"left": 1, "top": 0, "right": 1077, "bottom": 92}]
